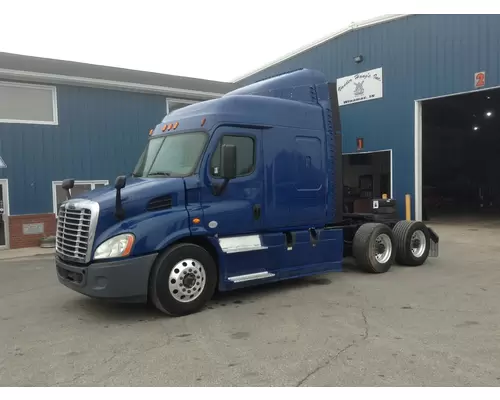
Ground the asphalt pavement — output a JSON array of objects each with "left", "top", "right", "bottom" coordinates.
[{"left": 1, "top": 221, "right": 500, "bottom": 386}]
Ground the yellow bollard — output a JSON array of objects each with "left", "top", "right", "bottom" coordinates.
[
  {"left": 405, "top": 194, "right": 411, "bottom": 221},
  {"left": 382, "top": 193, "right": 388, "bottom": 199}
]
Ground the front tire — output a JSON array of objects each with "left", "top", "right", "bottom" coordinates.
[
  {"left": 353, "top": 223, "right": 396, "bottom": 273},
  {"left": 393, "top": 221, "right": 430, "bottom": 266},
  {"left": 149, "top": 243, "right": 217, "bottom": 316}
]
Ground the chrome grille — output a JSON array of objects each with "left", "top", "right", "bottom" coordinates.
[{"left": 56, "top": 199, "right": 99, "bottom": 263}]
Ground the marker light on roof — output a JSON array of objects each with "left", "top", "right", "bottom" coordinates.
[
  {"left": 167, "top": 123, "right": 173, "bottom": 131},
  {"left": 149, "top": 129, "right": 153, "bottom": 136},
  {"left": 162, "top": 124, "right": 167, "bottom": 132},
  {"left": 201, "top": 118, "right": 206, "bottom": 127},
  {"left": 173, "top": 122, "right": 179, "bottom": 130}
]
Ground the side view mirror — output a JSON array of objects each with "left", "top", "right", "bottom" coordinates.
[
  {"left": 220, "top": 144, "right": 237, "bottom": 180},
  {"left": 114, "top": 175, "right": 127, "bottom": 220},
  {"left": 115, "top": 175, "right": 127, "bottom": 190},
  {"left": 62, "top": 178, "right": 75, "bottom": 200}
]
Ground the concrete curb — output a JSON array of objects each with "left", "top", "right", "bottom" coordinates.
[
  {"left": 0, "top": 248, "right": 55, "bottom": 262},
  {"left": 0, "top": 254, "right": 55, "bottom": 261}
]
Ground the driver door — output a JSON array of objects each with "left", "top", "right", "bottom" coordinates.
[{"left": 200, "top": 127, "right": 263, "bottom": 237}]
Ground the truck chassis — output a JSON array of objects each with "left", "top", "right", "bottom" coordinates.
[{"left": 144, "top": 216, "right": 439, "bottom": 316}]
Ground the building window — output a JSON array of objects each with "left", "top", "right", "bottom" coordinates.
[
  {"left": 0, "top": 81, "right": 58, "bottom": 125},
  {"left": 52, "top": 180, "right": 109, "bottom": 215},
  {"left": 210, "top": 135, "right": 256, "bottom": 177},
  {"left": 166, "top": 98, "right": 197, "bottom": 115}
]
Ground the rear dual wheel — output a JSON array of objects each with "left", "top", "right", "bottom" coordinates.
[
  {"left": 353, "top": 223, "right": 396, "bottom": 273},
  {"left": 393, "top": 220, "right": 430, "bottom": 266}
]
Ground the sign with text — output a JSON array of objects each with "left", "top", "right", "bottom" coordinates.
[
  {"left": 474, "top": 71, "right": 486, "bottom": 88},
  {"left": 23, "top": 223, "right": 44, "bottom": 235},
  {"left": 337, "top": 67, "right": 383, "bottom": 106}
]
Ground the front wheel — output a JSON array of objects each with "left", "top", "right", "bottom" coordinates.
[
  {"left": 149, "top": 243, "right": 217, "bottom": 316},
  {"left": 353, "top": 223, "right": 396, "bottom": 273}
]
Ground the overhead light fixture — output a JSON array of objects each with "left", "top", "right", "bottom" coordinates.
[
  {"left": 486, "top": 111, "right": 493, "bottom": 117},
  {"left": 473, "top": 126, "right": 480, "bottom": 131},
  {"left": 486, "top": 96, "right": 491, "bottom": 100}
]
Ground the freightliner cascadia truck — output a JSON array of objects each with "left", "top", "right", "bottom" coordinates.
[{"left": 55, "top": 68, "right": 439, "bottom": 316}]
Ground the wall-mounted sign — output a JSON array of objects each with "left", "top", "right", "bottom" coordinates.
[
  {"left": 22, "top": 223, "right": 44, "bottom": 235},
  {"left": 0, "top": 156, "right": 6, "bottom": 168},
  {"left": 337, "top": 67, "right": 383, "bottom": 106},
  {"left": 474, "top": 71, "right": 486, "bottom": 89}
]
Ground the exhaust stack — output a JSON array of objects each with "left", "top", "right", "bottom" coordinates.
[{"left": 327, "top": 82, "right": 343, "bottom": 223}]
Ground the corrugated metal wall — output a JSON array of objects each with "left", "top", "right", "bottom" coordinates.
[
  {"left": 0, "top": 84, "right": 166, "bottom": 215},
  {"left": 239, "top": 14, "right": 500, "bottom": 216}
]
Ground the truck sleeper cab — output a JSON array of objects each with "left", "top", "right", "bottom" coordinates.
[{"left": 55, "top": 68, "right": 439, "bottom": 316}]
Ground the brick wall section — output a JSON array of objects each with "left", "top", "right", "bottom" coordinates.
[{"left": 9, "top": 214, "right": 57, "bottom": 249}]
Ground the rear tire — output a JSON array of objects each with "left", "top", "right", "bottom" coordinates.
[
  {"left": 353, "top": 223, "right": 396, "bottom": 273},
  {"left": 393, "top": 221, "right": 430, "bottom": 266},
  {"left": 149, "top": 243, "right": 217, "bottom": 316}
]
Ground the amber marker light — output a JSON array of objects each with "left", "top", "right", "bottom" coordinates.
[
  {"left": 162, "top": 124, "right": 167, "bottom": 132},
  {"left": 192, "top": 218, "right": 201, "bottom": 224},
  {"left": 173, "top": 122, "right": 179, "bottom": 130},
  {"left": 201, "top": 118, "right": 206, "bottom": 127},
  {"left": 149, "top": 129, "right": 153, "bottom": 136},
  {"left": 122, "top": 235, "right": 135, "bottom": 257},
  {"left": 167, "top": 123, "right": 173, "bottom": 131}
]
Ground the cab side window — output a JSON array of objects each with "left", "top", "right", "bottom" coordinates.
[{"left": 210, "top": 135, "right": 255, "bottom": 177}]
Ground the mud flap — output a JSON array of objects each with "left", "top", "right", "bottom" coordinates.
[{"left": 428, "top": 227, "right": 439, "bottom": 258}]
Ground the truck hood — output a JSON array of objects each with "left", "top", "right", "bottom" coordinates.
[
  {"left": 71, "top": 176, "right": 187, "bottom": 248},
  {"left": 74, "top": 176, "right": 185, "bottom": 219}
]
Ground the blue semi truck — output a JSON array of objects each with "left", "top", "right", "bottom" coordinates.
[{"left": 55, "top": 68, "right": 439, "bottom": 316}]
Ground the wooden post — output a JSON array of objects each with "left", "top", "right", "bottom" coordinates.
[{"left": 405, "top": 194, "right": 411, "bottom": 221}]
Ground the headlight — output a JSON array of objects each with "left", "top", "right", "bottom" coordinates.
[{"left": 94, "top": 234, "right": 135, "bottom": 260}]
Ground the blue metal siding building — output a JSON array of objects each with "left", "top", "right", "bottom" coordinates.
[
  {"left": 0, "top": 52, "right": 235, "bottom": 248},
  {"left": 0, "top": 84, "right": 165, "bottom": 215},
  {"left": 237, "top": 14, "right": 500, "bottom": 219}
]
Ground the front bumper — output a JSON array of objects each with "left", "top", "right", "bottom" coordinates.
[{"left": 56, "top": 253, "right": 158, "bottom": 303}]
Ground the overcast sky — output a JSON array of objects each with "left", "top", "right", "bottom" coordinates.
[{"left": 0, "top": 1, "right": 493, "bottom": 82}]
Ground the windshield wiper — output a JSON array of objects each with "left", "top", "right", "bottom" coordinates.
[{"left": 148, "top": 171, "right": 172, "bottom": 177}]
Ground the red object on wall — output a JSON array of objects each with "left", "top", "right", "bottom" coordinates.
[
  {"left": 475, "top": 71, "right": 486, "bottom": 88},
  {"left": 356, "top": 137, "right": 364, "bottom": 151}
]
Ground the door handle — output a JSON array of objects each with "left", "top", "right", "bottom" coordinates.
[{"left": 253, "top": 204, "right": 261, "bottom": 220}]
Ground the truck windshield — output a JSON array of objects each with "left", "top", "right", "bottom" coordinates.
[{"left": 133, "top": 132, "right": 207, "bottom": 177}]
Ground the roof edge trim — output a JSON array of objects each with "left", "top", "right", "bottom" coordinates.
[
  {"left": 0, "top": 68, "right": 225, "bottom": 100},
  {"left": 233, "top": 14, "right": 411, "bottom": 83}
]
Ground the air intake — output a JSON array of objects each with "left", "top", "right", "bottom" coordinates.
[{"left": 147, "top": 195, "right": 173, "bottom": 211}]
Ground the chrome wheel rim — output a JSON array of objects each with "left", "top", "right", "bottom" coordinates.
[
  {"left": 411, "top": 230, "right": 426, "bottom": 258},
  {"left": 374, "top": 233, "right": 392, "bottom": 264},
  {"left": 168, "top": 259, "right": 206, "bottom": 303}
]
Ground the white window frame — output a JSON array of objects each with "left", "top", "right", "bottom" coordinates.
[
  {"left": 166, "top": 98, "right": 197, "bottom": 115},
  {"left": 52, "top": 180, "right": 109, "bottom": 215},
  {"left": 0, "top": 81, "right": 59, "bottom": 125}
]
